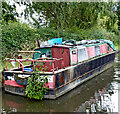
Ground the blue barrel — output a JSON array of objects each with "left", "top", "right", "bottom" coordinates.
[{"left": 24, "top": 68, "right": 33, "bottom": 72}]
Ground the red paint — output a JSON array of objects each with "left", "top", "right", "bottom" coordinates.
[
  {"left": 51, "top": 46, "right": 70, "bottom": 68},
  {"left": 36, "top": 62, "right": 53, "bottom": 72},
  {"left": 70, "top": 49, "right": 78, "bottom": 65},
  {"left": 44, "top": 82, "right": 55, "bottom": 89},
  {"left": 43, "top": 76, "right": 55, "bottom": 89},
  {"left": 99, "top": 44, "right": 107, "bottom": 54},
  {"left": 4, "top": 80, "right": 24, "bottom": 87},
  {"left": 87, "top": 46, "right": 95, "bottom": 58}
]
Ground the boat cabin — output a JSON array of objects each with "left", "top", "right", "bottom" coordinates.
[{"left": 4, "top": 39, "right": 115, "bottom": 73}]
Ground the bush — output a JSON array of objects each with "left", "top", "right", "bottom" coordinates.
[
  {"left": 26, "top": 73, "right": 48, "bottom": 100},
  {"left": 37, "top": 26, "right": 118, "bottom": 44},
  {"left": 2, "top": 21, "right": 40, "bottom": 59},
  {"left": 2, "top": 23, "right": 118, "bottom": 60}
]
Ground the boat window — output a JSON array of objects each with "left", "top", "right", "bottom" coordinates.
[
  {"left": 95, "top": 46, "right": 101, "bottom": 56},
  {"left": 107, "top": 45, "right": 110, "bottom": 51},
  {"left": 72, "top": 50, "right": 76, "bottom": 54},
  {"left": 78, "top": 48, "right": 88, "bottom": 62}
]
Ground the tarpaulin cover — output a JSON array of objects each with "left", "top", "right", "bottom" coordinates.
[
  {"left": 48, "top": 38, "right": 62, "bottom": 45},
  {"left": 106, "top": 43, "right": 114, "bottom": 52},
  {"left": 87, "top": 46, "right": 95, "bottom": 58}
]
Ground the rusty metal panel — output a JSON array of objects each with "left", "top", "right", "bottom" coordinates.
[
  {"left": 51, "top": 46, "right": 70, "bottom": 68},
  {"left": 63, "top": 48, "right": 70, "bottom": 67}
]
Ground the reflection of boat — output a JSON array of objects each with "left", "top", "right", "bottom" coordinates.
[
  {"left": 74, "top": 86, "right": 115, "bottom": 112},
  {"left": 2, "top": 67, "right": 115, "bottom": 112},
  {"left": 2, "top": 39, "right": 116, "bottom": 99}
]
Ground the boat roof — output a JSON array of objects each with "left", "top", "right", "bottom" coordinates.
[
  {"left": 52, "top": 45, "right": 73, "bottom": 48},
  {"left": 76, "top": 45, "right": 86, "bottom": 49},
  {"left": 83, "top": 42, "right": 105, "bottom": 47}
]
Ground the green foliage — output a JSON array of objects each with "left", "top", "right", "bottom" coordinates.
[
  {"left": 25, "top": 73, "right": 48, "bottom": 100},
  {"left": 2, "top": 2, "right": 18, "bottom": 23},
  {"left": 36, "top": 26, "right": 118, "bottom": 45},
  {"left": 18, "top": 2, "right": 118, "bottom": 32},
  {"left": 2, "top": 21, "right": 40, "bottom": 59},
  {"left": 2, "top": 20, "right": 118, "bottom": 61},
  {"left": 116, "top": 2, "right": 120, "bottom": 30}
]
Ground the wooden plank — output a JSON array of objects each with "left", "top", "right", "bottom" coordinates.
[{"left": 18, "top": 51, "right": 41, "bottom": 53}]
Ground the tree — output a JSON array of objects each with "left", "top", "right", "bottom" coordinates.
[
  {"left": 2, "top": 1, "right": 18, "bottom": 23},
  {"left": 18, "top": 2, "right": 118, "bottom": 31},
  {"left": 116, "top": 2, "right": 120, "bottom": 30}
]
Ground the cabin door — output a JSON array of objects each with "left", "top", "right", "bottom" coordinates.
[{"left": 70, "top": 48, "right": 78, "bottom": 65}]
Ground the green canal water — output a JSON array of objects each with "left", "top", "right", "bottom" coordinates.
[{"left": 1, "top": 53, "right": 120, "bottom": 113}]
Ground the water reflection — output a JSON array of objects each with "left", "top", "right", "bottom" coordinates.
[
  {"left": 2, "top": 54, "right": 120, "bottom": 113},
  {"left": 74, "top": 54, "right": 119, "bottom": 113},
  {"left": 75, "top": 84, "right": 117, "bottom": 112}
]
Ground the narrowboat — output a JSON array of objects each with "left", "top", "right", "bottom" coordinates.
[{"left": 2, "top": 38, "right": 116, "bottom": 99}]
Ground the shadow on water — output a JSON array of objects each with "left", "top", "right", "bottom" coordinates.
[{"left": 1, "top": 53, "right": 120, "bottom": 113}]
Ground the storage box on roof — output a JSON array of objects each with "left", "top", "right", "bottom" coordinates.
[{"left": 48, "top": 38, "right": 62, "bottom": 45}]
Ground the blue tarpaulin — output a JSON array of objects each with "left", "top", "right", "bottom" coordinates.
[{"left": 48, "top": 38, "right": 62, "bottom": 45}]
